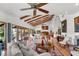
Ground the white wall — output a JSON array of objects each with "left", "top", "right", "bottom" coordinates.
[
  {"left": 59, "top": 12, "right": 79, "bottom": 45},
  {"left": 69, "top": 12, "right": 79, "bottom": 45},
  {"left": 0, "top": 10, "right": 34, "bottom": 29},
  {"left": 50, "top": 16, "right": 61, "bottom": 33},
  {"left": 59, "top": 14, "right": 75, "bottom": 45},
  {"left": 67, "top": 15, "right": 75, "bottom": 45}
]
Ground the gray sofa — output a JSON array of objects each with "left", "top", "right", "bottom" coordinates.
[{"left": 8, "top": 41, "right": 51, "bottom": 56}]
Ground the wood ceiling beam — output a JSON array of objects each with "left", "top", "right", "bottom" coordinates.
[
  {"left": 32, "top": 16, "right": 49, "bottom": 26},
  {"left": 27, "top": 15, "right": 48, "bottom": 23},
  {"left": 20, "top": 15, "right": 30, "bottom": 19},
  {"left": 33, "top": 16, "right": 49, "bottom": 25},
  {"left": 30, "top": 15, "right": 54, "bottom": 26},
  {"left": 28, "top": 16, "right": 49, "bottom": 26},
  {"left": 24, "top": 15, "right": 41, "bottom": 22},
  {"left": 30, "top": 17, "right": 48, "bottom": 26}
]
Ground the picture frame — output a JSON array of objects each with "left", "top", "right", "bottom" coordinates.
[
  {"left": 74, "top": 16, "right": 79, "bottom": 32},
  {"left": 61, "top": 20, "right": 67, "bottom": 32}
]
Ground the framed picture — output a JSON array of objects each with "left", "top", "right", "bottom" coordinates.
[
  {"left": 61, "top": 20, "right": 67, "bottom": 32},
  {"left": 42, "top": 26, "right": 48, "bottom": 30},
  {"left": 74, "top": 16, "right": 79, "bottom": 32}
]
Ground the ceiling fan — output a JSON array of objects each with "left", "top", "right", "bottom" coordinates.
[{"left": 20, "top": 3, "right": 49, "bottom": 20}]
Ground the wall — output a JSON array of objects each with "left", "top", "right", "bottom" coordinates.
[
  {"left": 59, "top": 12, "right": 79, "bottom": 45},
  {"left": 50, "top": 15, "right": 61, "bottom": 34},
  {"left": 67, "top": 15, "right": 75, "bottom": 45},
  {"left": 0, "top": 10, "right": 34, "bottom": 29},
  {"left": 70, "top": 12, "right": 79, "bottom": 45},
  {"left": 35, "top": 15, "right": 61, "bottom": 34},
  {"left": 59, "top": 14, "right": 75, "bottom": 45}
]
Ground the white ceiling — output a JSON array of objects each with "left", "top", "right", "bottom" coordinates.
[{"left": 0, "top": 3, "right": 79, "bottom": 18}]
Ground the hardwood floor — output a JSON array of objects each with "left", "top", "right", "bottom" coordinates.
[{"left": 52, "top": 38, "right": 72, "bottom": 56}]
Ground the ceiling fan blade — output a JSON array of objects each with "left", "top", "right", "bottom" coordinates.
[
  {"left": 33, "top": 9, "right": 37, "bottom": 16},
  {"left": 24, "top": 15, "right": 41, "bottom": 22},
  {"left": 20, "top": 7, "right": 33, "bottom": 11},
  {"left": 36, "top": 3, "right": 48, "bottom": 7},
  {"left": 20, "top": 15, "right": 30, "bottom": 19},
  {"left": 38, "top": 8, "right": 49, "bottom": 14},
  {"left": 28, "top": 3, "right": 37, "bottom": 6}
]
